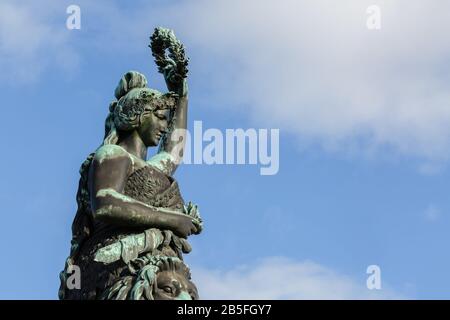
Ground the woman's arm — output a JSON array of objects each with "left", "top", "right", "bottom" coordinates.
[
  {"left": 150, "top": 65, "right": 188, "bottom": 176},
  {"left": 89, "top": 145, "right": 197, "bottom": 238}
]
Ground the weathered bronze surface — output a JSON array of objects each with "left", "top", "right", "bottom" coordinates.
[{"left": 59, "top": 28, "right": 203, "bottom": 300}]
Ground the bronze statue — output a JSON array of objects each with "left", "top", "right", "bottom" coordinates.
[{"left": 59, "top": 28, "right": 203, "bottom": 300}]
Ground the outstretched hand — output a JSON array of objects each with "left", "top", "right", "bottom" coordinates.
[{"left": 163, "top": 59, "right": 187, "bottom": 96}]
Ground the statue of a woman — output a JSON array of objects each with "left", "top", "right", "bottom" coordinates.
[{"left": 59, "top": 28, "right": 202, "bottom": 300}]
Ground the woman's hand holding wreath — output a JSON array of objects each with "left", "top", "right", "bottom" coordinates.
[{"left": 149, "top": 27, "right": 189, "bottom": 96}]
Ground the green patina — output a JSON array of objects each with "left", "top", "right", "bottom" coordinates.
[
  {"left": 59, "top": 27, "right": 202, "bottom": 301},
  {"left": 95, "top": 145, "right": 130, "bottom": 164},
  {"left": 147, "top": 151, "right": 176, "bottom": 173},
  {"left": 96, "top": 188, "right": 136, "bottom": 204},
  {"left": 94, "top": 228, "right": 165, "bottom": 264}
]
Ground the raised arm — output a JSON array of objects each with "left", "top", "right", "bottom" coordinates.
[
  {"left": 89, "top": 145, "right": 197, "bottom": 238},
  {"left": 149, "top": 60, "right": 188, "bottom": 176}
]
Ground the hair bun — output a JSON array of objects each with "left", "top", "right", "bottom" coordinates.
[{"left": 114, "top": 71, "right": 148, "bottom": 100}]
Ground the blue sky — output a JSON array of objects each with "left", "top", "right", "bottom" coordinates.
[{"left": 0, "top": 0, "right": 450, "bottom": 299}]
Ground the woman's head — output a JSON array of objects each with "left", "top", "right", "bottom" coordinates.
[{"left": 104, "top": 71, "right": 178, "bottom": 146}]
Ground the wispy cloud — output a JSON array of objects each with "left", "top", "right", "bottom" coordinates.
[
  {"left": 163, "top": 0, "right": 450, "bottom": 163},
  {"left": 192, "top": 257, "right": 403, "bottom": 299},
  {"left": 5, "top": 0, "right": 450, "bottom": 163},
  {"left": 0, "top": 1, "right": 79, "bottom": 83}
]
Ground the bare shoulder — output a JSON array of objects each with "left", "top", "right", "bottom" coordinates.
[
  {"left": 147, "top": 151, "right": 177, "bottom": 176},
  {"left": 89, "top": 145, "right": 133, "bottom": 192},
  {"left": 94, "top": 144, "right": 132, "bottom": 164}
]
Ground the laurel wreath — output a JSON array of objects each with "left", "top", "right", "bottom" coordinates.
[{"left": 149, "top": 27, "right": 189, "bottom": 80}]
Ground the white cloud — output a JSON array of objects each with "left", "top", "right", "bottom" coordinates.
[
  {"left": 192, "top": 257, "right": 403, "bottom": 299},
  {"left": 0, "top": 1, "right": 79, "bottom": 82},
  {"left": 5, "top": 0, "right": 450, "bottom": 162},
  {"left": 159, "top": 0, "right": 450, "bottom": 163}
]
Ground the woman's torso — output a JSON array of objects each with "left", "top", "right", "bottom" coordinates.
[{"left": 82, "top": 147, "right": 185, "bottom": 257}]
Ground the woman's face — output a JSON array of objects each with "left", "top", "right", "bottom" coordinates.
[{"left": 138, "top": 107, "right": 170, "bottom": 147}]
